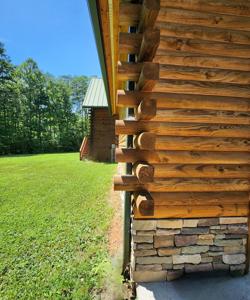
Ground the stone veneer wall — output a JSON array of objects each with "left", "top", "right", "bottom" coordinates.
[{"left": 131, "top": 217, "right": 248, "bottom": 282}]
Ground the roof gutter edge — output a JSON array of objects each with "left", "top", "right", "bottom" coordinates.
[{"left": 86, "top": 0, "right": 112, "bottom": 115}]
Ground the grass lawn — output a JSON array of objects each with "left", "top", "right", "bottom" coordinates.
[{"left": 0, "top": 153, "right": 116, "bottom": 299}]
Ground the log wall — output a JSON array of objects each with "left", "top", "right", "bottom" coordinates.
[{"left": 114, "top": 0, "right": 250, "bottom": 279}]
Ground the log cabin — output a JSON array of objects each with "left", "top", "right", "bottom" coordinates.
[
  {"left": 80, "top": 78, "right": 116, "bottom": 162},
  {"left": 87, "top": 0, "right": 250, "bottom": 282}
]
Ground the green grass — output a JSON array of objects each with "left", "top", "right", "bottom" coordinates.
[{"left": 0, "top": 153, "right": 116, "bottom": 299}]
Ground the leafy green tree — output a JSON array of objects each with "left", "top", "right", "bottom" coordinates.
[{"left": 0, "top": 43, "right": 90, "bottom": 155}]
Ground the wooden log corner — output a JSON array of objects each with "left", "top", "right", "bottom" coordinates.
[
  {"left": 135, "top": 99, "right": 157, "bottom": 121},
  {"left": 137, "top": 62, "right": 159, "bottom": 91},
  {"left": 134, "top": 132, "right": 156, "bottom": 150},
  {"left": 133, "top": 161, "right": 155, "bottom": 183},
  {"left": 133, "top": 191, "right": 154, "bottom": 216}
]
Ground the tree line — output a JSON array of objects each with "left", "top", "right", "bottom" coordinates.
[{"left": 0, "top": 42, "right": 90, "bottom": 155}]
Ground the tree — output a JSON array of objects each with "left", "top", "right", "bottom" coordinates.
[{"left": 0, "top": 43, "right": 90, "bottom": 155}]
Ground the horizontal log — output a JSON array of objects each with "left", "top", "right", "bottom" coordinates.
[
  {"left": 134, "top": 193, "right": 154, "bottom": 216},
  {"left": 159, "top": 65, "right": 250, "bottom": 85},
  {"left": 118, "top": 63, "right": 250, "bottom": 85},
  {"left": 157, "top": 22, "right": 250, "bottom": 45},
  {"left": 115, "top": 148, "right": 250, "bottom": 164},
  {"left": 115, "top": 120, "right": 250, "bottom": 138},
  {"left": 119, "top": 32, "right": 142, "bottom": 55},
  {"left": 119, "top": 3, "right": 141, "bottom": 26},
  {"left": 133, "top": 162, "right": 154, "bottom": 183},
  {"left": 118, "top": 62, "right": 142, "bottom": 81},
  {"left": 116, "top": 90, "right": 250, "bottom": 112},
  {"left": 134, "top": 204, "right": 249, "bottom": 219},
  {"left": 157, "top": 8, "right": 250, "bottom": 32},
  {"left": 114, "top": 175, "right": 250, "bottom": 192},
  {"left": 157, "top": 36, "right": 250, "bottom": 59},
  {"left": 137, "top": 62, "right": 159, "bottom": 91},
  {"left": 153, "top": 109, "right": 250, "bottom": 125},
  {"left": 135, "top": 99, "right": 156, "bottom": 121},
  {"left": 134, "top": 132, "right": 156, "bottom": 150},
  {"left": 153, "top": 164, "right": 250, "bottom": 178},
  {"left": 149, "top": 191, "right": 250, "bottom": 205},
  {"left": 138, "top": 0, "right": 160, "bottom": 32},
  {"left": 154, "top": 53, "right": 250, "bottom": 71},
  {"left": 153, "top": 80, "right": 250, "bottom": 98},
  {"left": 143, "top": 136, "right": 250, "bottom": 152},
  {"left": 138, "top": 29, "right": 160, "bottom": 62},
  {"left": 160, "top": 0, "right": 250, "bottom": 17}
]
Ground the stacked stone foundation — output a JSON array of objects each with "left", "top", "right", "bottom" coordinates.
[{"left": 131, "top": 217, "right": 248, "bottom": 282}]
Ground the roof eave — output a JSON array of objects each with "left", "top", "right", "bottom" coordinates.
[{"left": 87, "top": 0, "right": 113, "bottom": 115}]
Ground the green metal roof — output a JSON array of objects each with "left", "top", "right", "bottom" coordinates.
[{"left": 82, "top": 78, "right": 108, "bottom": 108}]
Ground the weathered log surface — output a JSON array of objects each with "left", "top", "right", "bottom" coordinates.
[
  {"left": 116, "top": 0, "right": 250, "bottom": 219},
  {"left": 116, "top": 120, "right": 250, "bottom": 138},
  {"left": 114, "top": 175, "right": 250, "bottom": 192},
  {"left": 115, "top": 149, "right": 250, "bottom": 164}
]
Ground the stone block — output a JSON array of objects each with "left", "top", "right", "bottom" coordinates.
[
  {"left": 136, "top": 243, "right": 154, "bottom": 250},
  {"left": 173, "top": 264, "right": 184, "bottom": 270},
  {"left": 167, "top": 269, "right": 184, "bottom": 281},
  {"left": 162, "top": 263, "right": 173, "bottom": 270},
  {"left": 134, "top": 249, "right": 157, "bottom": 257},
  {"left": 199, "top": 234, "right": 215, "bottom": 240},
  {"left": 132, "top": 271, "right": 167, "bottom": 282},
  {"left": 211, "top": 229, "right": 228, "bottom": 234},
  {"left": 175, "top": 235, "right": 197, "bottom": 247},
  {"left": 224, "top": 245, "right": 246, "bottom": 254},
  {"left": 213, "top": 255, "right": 223, "bottom": 263},
  {"left": 224, "top": 234, "right": 247, "bottom": 239},
  {"left": 183, "top": 219, "right": 198, "bottom": 227},
  {"left": 210, "top": 225, "right": 221, "bottom": 229},
  {"left": 197, "top": 239, "right": 213, "bottom": 246},
  {"left": 133, "top": 220, "right": 156, "bottom": 231},
  {"left": 185, "top": 263, "right": 213, "bottom": 273},
  {"left": 182, "top": 227, "right": 209, "bottom": 235},
  {"left": 208, "top": 251, "right": 224, "bottom": 257},
  {"left": 214, "top": 239, "right": 242, "bottom": 247},
  {"left": 156, "top": 229, "right": 181, "bottom": 236},
  {"left": 201, "top": 256, "right": 213, "bottom": 263},
  {"left": 154, "top": 236, "right": 174, "bottom": 248},
  {"left": 215, "top": 234, "right": 225, "bottom": 239},
  {"left": 158, "top": 248, "right": 181, "bottom": 256},
  {"left": 157, "top": 219, "right": 183, "bottom": 229},
  {"left": 213, "top": 263, "right": 229, "bottom": 271},
  {"left": 230, "top": 264, "right": 246, "bottom": 276},
  {"left": 133, "top": 235, "right": 153, "bottom": 244},
  {"left": 197, "top": 234, "right": 214, "bottom": 245},
  {"left": 223, "top": 254, "right": 246, "bottom": 265},
  {"left": 136, "top": 230, "right": 156, "bottom": 236},
  {"left": 227, "top": 225, "right": 248, "bottom": 234},
  {"left": 182, "top": 246, "right": 209, "bottom": 254},
  {"left": 198, "top": 218, "right": 219, "bottom": 227},
  {"left": 209, "top": 246, "right": 224, "bottom": 252},
  {"left": 219, "top": 217, "right": 248, "bottom": 225},
  {"left": 136, "top": 264, "right": 162, "bottom": 271},
  {"left": 137, "top": 256, "right": 173, "bottom": 265},
  {"left": 173, "top": 254, "right": 201, "bottom": 265}
]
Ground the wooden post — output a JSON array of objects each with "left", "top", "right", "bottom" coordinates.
[
  {"left": 138, "top": 29, "right": 160, "bottom": 62},
  {"left": 133, "top": 162, "right": 154, "bottom": 183},
  {"left": 137, "top": 62, "right": 159, "bottom": 91},
  {"left": 138, "top": 0, "right": 160, "bottom": 32}
]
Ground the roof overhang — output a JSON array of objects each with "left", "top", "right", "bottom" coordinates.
[{"left": 87, "top": 0, "right": 118, "bottom": 116}]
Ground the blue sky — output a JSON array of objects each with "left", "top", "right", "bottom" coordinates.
[{"left": 0, "top": 0, "right": 101, "bottom": 77}]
